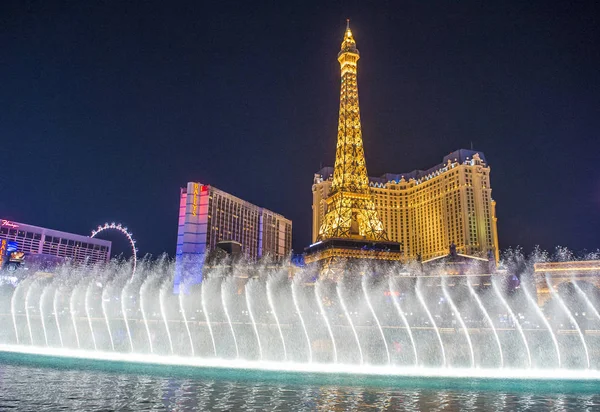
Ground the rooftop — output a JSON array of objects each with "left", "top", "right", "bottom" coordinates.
[
  {"left": 183, "top": 183, "right": 292, "bottom": 223},
  {"left": 0, "top": 219, "right": 111, "bottom": 246},
  {"left": 316, "top": 149, "right": 488, "bottom": 186}
]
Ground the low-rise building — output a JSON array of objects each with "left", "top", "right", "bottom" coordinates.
[{"left": 0, "top": 219, "right": 111, "bottom": 266}]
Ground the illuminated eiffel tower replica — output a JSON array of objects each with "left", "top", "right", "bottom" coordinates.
[{"left": 305, "top": 21, "right": 403, "bottom": 275}]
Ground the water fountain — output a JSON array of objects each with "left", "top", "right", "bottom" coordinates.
[{"left": 1, "top": 249, "right": 600, "bottom": 380}]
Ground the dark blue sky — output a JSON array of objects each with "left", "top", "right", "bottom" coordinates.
[{"left": 1, "top": 1, "right": 599, "bottom": 257}]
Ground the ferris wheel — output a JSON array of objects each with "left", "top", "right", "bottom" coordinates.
[{"left": 91, "top": 222, "right": 138, "bottom": 275}]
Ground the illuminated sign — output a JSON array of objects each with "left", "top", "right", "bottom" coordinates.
[
  {"left": 190, "top": 184, "right": 208, "bottom": 217},
  {"left": 1, "top": 220, "right": 18, "bottom": 229},
  {"left": 192, "top": 183, "right": 199, "bottom": 216},
  {"left": 0, "top": 240, "right": 6, "bottom": 266}
]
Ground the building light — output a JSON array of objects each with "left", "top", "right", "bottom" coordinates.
[{"left": 1, "top": 220, "right": 18, "bottom": 229}]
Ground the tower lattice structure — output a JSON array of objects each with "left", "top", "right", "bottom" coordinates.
[{"left": 318, "top": 21, "right": 387, "bottom": 242}]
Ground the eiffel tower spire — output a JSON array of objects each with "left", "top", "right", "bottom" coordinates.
[{"left": 318, "top": 22, "right": 387, "bottom": 241}]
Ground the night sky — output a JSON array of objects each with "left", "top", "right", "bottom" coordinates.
[{"left": 1, "top": 1, "right": 599, "bottom": 258}]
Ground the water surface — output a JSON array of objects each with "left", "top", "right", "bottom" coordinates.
[{"left": 0, "top": 352, "right": 598, "bottom": 411}]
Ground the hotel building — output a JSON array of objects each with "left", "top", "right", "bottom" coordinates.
[
  {"left": 312, "top": 149, "right": 499, "bottom": 262},
  {"left": 176, "top": 182, "right": 292, "bottom": 264},
  {"left": 0, "top": 219, "right": 111, "bottom": 265}
]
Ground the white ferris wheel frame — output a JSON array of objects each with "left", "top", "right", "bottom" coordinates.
[{"left": 91, "top": 222, "right": 138, "bottom": 275}]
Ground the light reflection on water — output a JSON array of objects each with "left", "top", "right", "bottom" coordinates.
[{"left": 0, "top": 357, "right": 600, "bottom": 411}]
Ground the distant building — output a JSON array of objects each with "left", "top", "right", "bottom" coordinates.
[
  {"left": 313, "top": 149, "right": 499, "bottom": 263},
  {"left": 175, "top": 183, "right": 292, "bottom": 288},
  {"left": 0, "top": 219, "right": 111, "bottom": 266},
  {"left": 421, "top": 243, "right": 496, "bottom": 276},
  {"left": 533, "top": 260, "right": 600, "bottom": 306}
]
